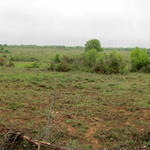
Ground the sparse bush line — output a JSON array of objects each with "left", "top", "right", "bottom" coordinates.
[{"left": 48, "top": 50, "right": 128, "bottom": 74}]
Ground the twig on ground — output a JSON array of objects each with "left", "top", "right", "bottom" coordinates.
[{"left": 0, "top": 129, "right": 77, "bottom": 150}]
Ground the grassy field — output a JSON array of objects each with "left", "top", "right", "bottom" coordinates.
[{"left": 0, "top": 46, "right": 150, "bottom": 150}]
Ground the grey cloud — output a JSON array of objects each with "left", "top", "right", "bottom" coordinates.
[{"left": 0, "top": 0, "right": 150, "bottom": 47}]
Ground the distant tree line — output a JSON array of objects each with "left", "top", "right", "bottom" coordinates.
[
  {"left": 0, "top": 44, "right": 84, "bottom": 49},
  {"left": 104, "top": 47, "right": 147, "bottom": 51},
  {"left": 1, "top": 44, "right": 149, "bottom": 52}
]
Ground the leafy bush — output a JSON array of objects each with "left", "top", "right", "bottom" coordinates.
[
  {"left": 94, "top": 51, "right": 128, "bottom": 74},
  {"left": 106, "top": 51, "right": 127, "bottom": 74},
  {"left": 131, "top": 47, "right": 150, "bottom": 71},
  {"left": 25, "top": 62, "right": 40, "bottom": 68},
  {"left": 83, "top": 49, "right": 98, "bottom": 68},
  {"left": 51, "top": 63, "right": 71, "bottom": 72},
  {"left": 48, "top": 62, "right": 71, "bottom": 72},
  {"left": 85, "top": 39, "right": 103, "bottom": 52},
  {"left": 49, "top": 54, "right": 84, "bottom": 72},
  {"left": 48, "top": 55, "right": 73, "bottom": 72}
]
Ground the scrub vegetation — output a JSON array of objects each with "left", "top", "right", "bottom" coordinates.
[{"left": 0, "top": 41, "right": 150, "bottom": 150}]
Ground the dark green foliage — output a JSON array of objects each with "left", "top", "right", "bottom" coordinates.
[
  {"left": 2, "top": 55, "right": 7, "bottom": 58},
  {"left": 131, "top": 47, "right": 150, "bottom": 72},
  {"left": 85, "top": 39, "right": 103, "bottom": 52}
]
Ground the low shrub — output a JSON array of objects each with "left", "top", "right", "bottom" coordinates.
[
  {"left": 48, "top": 55, "right": 80, "bottom": 72},
  {"left": 48, "top": 61, "right": 70, "bottom": 72},
  {"left": 24, "top": 62, "right": 40, "bottom": 68}
]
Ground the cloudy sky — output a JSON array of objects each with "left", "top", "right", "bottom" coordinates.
[{"left": 0, "top": 0, "right": 150, "bottom": 47}]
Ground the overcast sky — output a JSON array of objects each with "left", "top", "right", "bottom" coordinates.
[{"left": 0, "top": 0, "right": 150, "bottom": 47}]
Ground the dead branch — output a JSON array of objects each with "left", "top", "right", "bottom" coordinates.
[
  {"left": 23, "top": 135, "right": 75, "bottom": 150},
  {"left": 0, "top": 129, "right": 76, "bottom": 150}
]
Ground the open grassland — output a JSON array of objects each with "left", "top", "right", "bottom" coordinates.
[
  {"left": 5, "top": 46, "right": 84, "bottom": 63},
  {"left": 0, "top": 47, "right": 150, "bottom": 150}
]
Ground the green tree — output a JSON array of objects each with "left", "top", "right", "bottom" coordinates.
[{"left": 85, "top": 39, "right": 103, "bottom": 52}]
